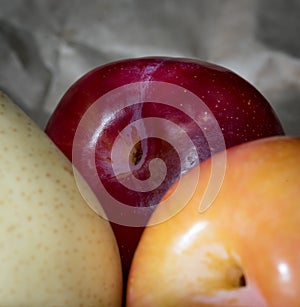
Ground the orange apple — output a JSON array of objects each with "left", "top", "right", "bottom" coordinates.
[{"left": 127, "top": 136, "right": 300, "bottom": 307}]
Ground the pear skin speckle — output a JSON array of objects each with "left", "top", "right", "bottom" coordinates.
[{"left": 0, "top": 91, "right": 122, "bottom": 306}]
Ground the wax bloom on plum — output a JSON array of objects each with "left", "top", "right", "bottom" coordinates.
[{"left": 45, "top": 57, "right": 284, "bottom": 287}]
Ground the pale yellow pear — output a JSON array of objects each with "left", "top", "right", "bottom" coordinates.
[{"left": 0, "top": 91, "right": 122, "bottom": 307}]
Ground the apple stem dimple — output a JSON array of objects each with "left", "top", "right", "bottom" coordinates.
[
  {"left": 239, "top": 274, "right": 246, "bottom": 287},
  {"left": 130, "top": 141, "right": 143, "bottom": 166}
]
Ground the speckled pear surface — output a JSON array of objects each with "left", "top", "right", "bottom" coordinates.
[{"left": 0, "top": 91, "right": 122, "bottom": 306}]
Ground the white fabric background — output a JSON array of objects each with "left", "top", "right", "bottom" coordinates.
[{"left": 0, "top": 0, "right": 299, "bottom": 135}]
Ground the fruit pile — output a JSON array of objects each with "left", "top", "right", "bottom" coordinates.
[{"left": 0, "top": 57, "right": 299, "bottom": 307}]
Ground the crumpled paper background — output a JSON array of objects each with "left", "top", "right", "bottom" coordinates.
[{"left": 0, "top": 0, "right": 299, "bottom": 134}]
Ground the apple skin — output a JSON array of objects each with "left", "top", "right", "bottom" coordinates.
[
  {"left": 0, "top": 91, "right": 122, "bottom": 306},
  {"left": 45, "top": 57, "right": 284, "bottom": 285},
  {"left": 127, "top": 136, "right": 300, "bottom": 307}
]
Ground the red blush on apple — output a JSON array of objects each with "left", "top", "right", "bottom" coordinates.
[{"left": 45, "top": 57, "right": 284, "bottom": 288}]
